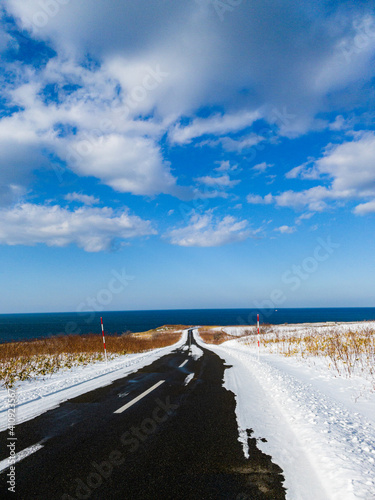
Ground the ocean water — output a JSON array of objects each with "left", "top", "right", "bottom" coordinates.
[{"left": 0, "top": 308, "right": 375, "bottom": 344}]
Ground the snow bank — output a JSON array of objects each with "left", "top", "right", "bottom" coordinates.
[{"left": 189, "top": 344, "right": 203, "bottom": 360}]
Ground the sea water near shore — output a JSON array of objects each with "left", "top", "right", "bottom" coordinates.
[{"left": 0, "top": 308, "right": 375, "bottom": 343}]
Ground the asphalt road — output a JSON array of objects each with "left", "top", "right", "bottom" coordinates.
[{"left": 0, "top": 330, "right": 286, "bottom": 499}]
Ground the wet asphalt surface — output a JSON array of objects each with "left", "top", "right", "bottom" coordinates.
[{"left": 0, "top": 330, "right": 286, "bottom": 499}]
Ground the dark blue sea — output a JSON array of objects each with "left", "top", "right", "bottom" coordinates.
[
  {"left": 0, "top": 307, "right": 375, "bottom": 342},
  {"left": 0, "top": 308, "right": 374, "bottom": 344}
]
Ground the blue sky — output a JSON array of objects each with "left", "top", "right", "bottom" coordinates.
[{"left": 0, "top": 0, "right": 374, "bottom": 313}]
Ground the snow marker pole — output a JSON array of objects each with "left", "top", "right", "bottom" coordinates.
[
  {"left": 100, "top": 317, "right": 108, "bottom": 364},
  {"left": 257, "top": 313, "right": 260, "bottom": 359}
]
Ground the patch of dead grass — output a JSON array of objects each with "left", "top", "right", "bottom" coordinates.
[{"left": 0, "top": 329, "right": 183, "bottom": 388}]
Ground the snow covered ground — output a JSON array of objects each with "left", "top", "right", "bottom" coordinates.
[
  {"left": 0, "top": 330, "right": 187, "bottom": 432},
  {"left": 195, "top": 325, "right": 375, "bottom": 500},
  {"left": 2, "top": 323, "right": 374, "bottom": 499}
]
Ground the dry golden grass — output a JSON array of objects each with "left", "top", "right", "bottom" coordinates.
[
  {"left": 243, "top": 326, "right": 375, "bottom": 380},
  {"left": 199, "top": 329, "right": 231, "bottom": 344},
  {"left": 199, "top": 327, "right": 253, "bottom": 344},
  {"left": 0, "top": 329, "right": 182, "bottom": 388}
]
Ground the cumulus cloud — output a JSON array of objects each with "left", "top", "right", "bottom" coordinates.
[
  {"left": 64, "top": 134, "right": 187, "bottom": 198},
  {"left": 169, "top": 111, "right": 261, "bottom": 145},
  {"left": 273, "top": 187, "right": 333, "bottom": 212},
  {"left": 212, "top": 134, "right": 265, "bottom": 153},
  {"left": 0, "top": 59, "right": 192, "bottom": 201},
  {"left": 166, "top": 211, "right": 251, "bottom": 247},
  {"left": 248, "top": 186, "right": 332, "bottom": 212},
  {"left": 247, "top": 193, "right": 273, "bottom": 205},
  {"left": 0, "top": 26, "right": 13, "bottom": 52},
  {"left": 0, "top": 203, "right": 156, "bottom": 252},
  {"left": 197, "top": 133, "right": 265, "bottom": 153},
  {"left": 275, "top": 225, "right": 296, "bottom": 234},
  {"left": 214, "top": 160, "right": 238, "bottom": 172},
  {"left": 268, "top": 132, "right": 375, "bottom": 212},
  {"left": 6, "top": 0, "right": 375, "bottom": 132},
  {"left": 191, "top": 189, "right": 230, "bottom": 200},
  {"left": 329, "top": 115, "right": 352, "bottom": 131},
  {"left": 296, "top": 212, "right": 315, "bottom": 225},
  {"left": 353, "top": 200, "right": 375, "bottom": 215},
  {"left": 285, "top": 163, "right": 320, "bottom": 180},
  {"left": 314, "top": 132, "right": 375, "bottom": 195},
  {"left": 65, "top": 193, "right": 100, "bottom": 206},
  {"left": 2, "top": 0, "right": 375, "bottom": 215},
  {"left": 252, "top": 162, "right": 273, "bottom": 175},
  {"left": 0, "top": 9, "right": 17, "bottom": 52},
  {"left": 195, "top": 174, "right": 240, "bottom": 189}
]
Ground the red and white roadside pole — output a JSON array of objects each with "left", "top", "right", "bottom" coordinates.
[
  {"left": 100, "top": 317, "right": 108, "bottom": 364},
  {"left": 257, "top": 313, "right": 260, "bottom": 359}
]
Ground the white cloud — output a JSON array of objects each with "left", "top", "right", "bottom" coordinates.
[
  {"left": 315, "top": 132, "right": 375, "bottom": 194},
  {"left": 275, "top": 225, "right": 296, "bottom": 234},
  {"left": 192, "top": 189, "right": 230, "bottom": 200},
  {"left": 201, "top": 134, "right": 265, "bottom": 153},
  {"left": 169, "top": 111, "right": 261, "bottom": 145},
  {"left": 253, "top": 162, "right": 273, "bottom": 175},
  {"left": 0, "top": 9, "right": 17, "bottom": 52},
  {"left": 313, "top": 15, "right": 375, "bottom": 95},
  {"left": 248, "top": 186, "right": 333, "bottom": 212},
  {"left": 296, "top": 212, "right": 315, "bottom": 224},
  {"left": 4, "top": 1, "right": 375, "bottom": 138},
  {"left": 0, "top": 203, "right": 156, "bottom": 252},
  {"left": 329, "top": 115, "right": 352, "bottom": 131},
  {"left": 285, "top": 163, "right": 320, "bottom": 180},
  {"left": 195, "top": 174, "right": 240, "bottom": 188},
  {"left": 353, "top": 199, "right": 375, "bottom": 215},
  {"left": 0, "top": 56, "right": 190, "bottom": 202},
  {"left": 247, "top": 193, "right": 273, "bottom": 205},
  {"left": 214, "top": 160, "right": 238, "bottom": 172},
  {"left": 273, "top": 132, "right": 375, "bottom": 212},
  {"left": 0, "top": 26, "right": 14, "bottom": 52},
  {"left": 2, "top": 0, "right": 375, "bottom": 214},
  {"left": 166, "top": 211, "right": 251, "bottom": 247},
  {"left": 266, "top": 174, "right": 276, "bottom": 184},
  {"left": 65, "top": 193, "right": 100, "bottom": 206},
  {"left": 274, "top": 186, "right": 335, "bottom": 212},
  {"left": 64, "top": 134, "right": 188, "bottom": 198}
]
